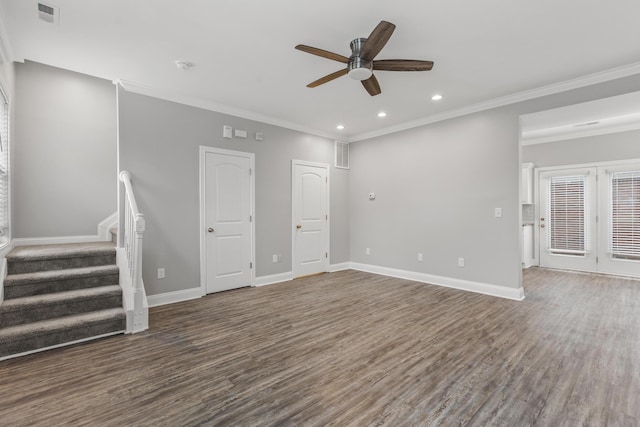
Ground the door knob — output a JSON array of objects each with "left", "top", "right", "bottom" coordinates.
[
  {"left": 296, "top": 224, "right": 302, "bottom": 229},
  {"left": 540, "top": 224, "right": 545, "bottom": 228},
  {"left": 208, "top": 227, "right": 214, "bottom": 233}
]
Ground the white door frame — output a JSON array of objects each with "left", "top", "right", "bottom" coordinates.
[
  {"left": 199, "top": 146, "right": 255, "bottom": 295},
  {"left": 534, "top": 158, "right": 640, "bottom": 277},
  {"left": 291, "top": 160, "right": 330, "bottom": 278}
]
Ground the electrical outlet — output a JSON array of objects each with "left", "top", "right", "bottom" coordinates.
[
  {"left": 272, "top": 254, "right": 278, "bottom": 263},
  {"left": 157, "top": 268, "right": 165, "bottom": 279},
  {"left": 418, "top": 253, "right": 423, "bottom": 262},
  {"left": 366, "top": 247, "right": 370, "bottom": 255},
  {"left": 495, "top": 207, "right": 502, "bottom": 218},
  {"left": 277, "top": 254, "right": 282, "bottom": 262},
  {"left": 458, "top": 258, "right": 465, "bottom": 267}
]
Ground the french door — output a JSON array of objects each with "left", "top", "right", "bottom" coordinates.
[
  {"left": 539, "top": 167, "right": 598, "bottom": 272},
  {"left": 538, "top": 162, "right": 640, "bottom": 277}
]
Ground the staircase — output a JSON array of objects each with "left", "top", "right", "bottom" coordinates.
[{"left": 0, "top": 242, "right": 126, "bottom": 359}]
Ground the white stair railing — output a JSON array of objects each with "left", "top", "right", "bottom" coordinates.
[{"left": 118, "top": 170, "right": 148, "bottom": 333}]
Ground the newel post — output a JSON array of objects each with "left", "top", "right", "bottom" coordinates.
[{"left": 132, "top": 213, "right": 146, "bottom": 332}]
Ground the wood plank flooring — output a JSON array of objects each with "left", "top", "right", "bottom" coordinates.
[{"left": 1, "top": 268, "right": 639, "bottom": 426}]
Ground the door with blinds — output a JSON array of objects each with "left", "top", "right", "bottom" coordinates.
[
  {"left": 538, "top": 163, "right": 640, "bottom": 277},
  {"left": 539, "top": 167, "right": 598, "bottom": 272},
  {"left": 597, "top": 164, "right": 640, "bottom": 276}
]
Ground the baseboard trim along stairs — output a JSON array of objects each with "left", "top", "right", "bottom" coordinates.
[{"left": 0, "top": 242, "right": 126, "bottom": 360}]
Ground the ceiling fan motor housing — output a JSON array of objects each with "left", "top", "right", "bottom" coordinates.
[{"left": 348, "top": 38, "right": 373, "bottom": 80}]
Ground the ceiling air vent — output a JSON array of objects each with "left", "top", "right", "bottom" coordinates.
[
  {"left": 573, "top": 121, "right": 600, "bottom": 128},
  {"left": 38, "top": 3, "right": 59, "bottom": 24}
]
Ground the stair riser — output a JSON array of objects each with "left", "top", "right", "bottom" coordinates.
[
  {"left": 8, "top": 254, "right": 116, "bottom": 275},
  {"left": 0, "top": 318, "right": 125, "bottom": 358},
  {"left": 0, "top": 295, "right": 123, "bottom": 327},
  {"left": 4, "top": 273, "right": 120, "bottom": 299}
]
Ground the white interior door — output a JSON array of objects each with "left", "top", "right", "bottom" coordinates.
[
  {"left": 201, "top": 148, "right": 254, "bottom": 293},
  {"left": 292, "top": 161, "right": 329, "bottom": 278},
  {"left": 538, "top": 167, "right": 597, "bottom": 272}
]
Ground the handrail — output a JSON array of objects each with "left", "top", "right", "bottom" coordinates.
[
  {"left": 120, "top": 170, "right": 141, "bottom": 217},
  {"left": 118, "top": 170, "right": 147, "bottom": 333}
]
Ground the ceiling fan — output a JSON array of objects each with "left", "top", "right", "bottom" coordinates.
[{"left": 295, "top": 20, "right": 434, "bottom": 96}]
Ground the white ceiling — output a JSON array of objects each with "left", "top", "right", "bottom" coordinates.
[{"left": 2, "top": 0, "right": 640, "bottom": 141}]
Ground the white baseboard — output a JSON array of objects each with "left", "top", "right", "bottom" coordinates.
[
  {"left": 12, "top": 235, "right": 104, "bottom": 246},
  {"left": 329, "top": 262, "right": 351, "bottom": 272},
  {"left": 97, "top": 212, "right": 118, "bottom": 241},
  {"left": 350, "top": 262, "right": 525, "bottom": 301},
  {"left": 254, "top": 271, "right": 294, "bottom": 287},
  {"left": 147, "top": 287, "right": 203, "bottom": 307}
]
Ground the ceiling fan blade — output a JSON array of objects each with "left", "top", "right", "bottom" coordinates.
[
  {"left": 361, "top": 74, "right": 381, "bottom": 96},
  {"left": 360, "top": 21, "right": 396, "bottom": 61},
  {"left": 373, "top": 59, "right": 434, "bottom": 71},
  {"left": 307, "top": 68, "right": 348, "bottom": 88},
  {"left": 295, "top": 44, "right": 349, "bottom": 63}
]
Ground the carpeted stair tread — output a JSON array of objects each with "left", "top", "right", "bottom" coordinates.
[
  {"left": 0, "top": 308, "right": 125, "bottom": 341},
  {"left": 5, "top": 265, "right": 119, "bottom": 285},
  {"left": 7, "top": 242, "right": 116, "bottom": 262},
  {"left": 7, "top": 242, "right": 117, "bottom": 275},
  {"left": 3, "top": 265, "right": 120, "bottom": 299},
  {"left": 0, "top": 308, "right": 125, "bottom": 358},
  {"left": 1, "top": 285, "right": 122, "bottom": 312}
]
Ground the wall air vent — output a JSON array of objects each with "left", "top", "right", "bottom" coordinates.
[
  {"left": 38, "top": 3, "right": 59, "bottom": 24},
  {"left": 335, "top": 141, "right": 349, "bottom": 169}
]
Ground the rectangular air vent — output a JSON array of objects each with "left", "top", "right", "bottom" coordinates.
[
  {"left": 335, "top": 141, "right": 349, "bottom": 169},
  {"left": 38, "top": 3, "right": 59, "bottom": 24}
]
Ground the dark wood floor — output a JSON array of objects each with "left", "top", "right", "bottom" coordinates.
[{"left": 1, "top": 268, "right": 639, "bottom": 426}]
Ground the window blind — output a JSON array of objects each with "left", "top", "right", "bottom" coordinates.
[
  {"left": 610, "top": 170, "right": 640, "bottom": 260},
  {"left": 548, "top": 175, "right": 589, "bottom": 255},
  {"left": 0, "top": 88, "right": 8, "bottom": 234}
]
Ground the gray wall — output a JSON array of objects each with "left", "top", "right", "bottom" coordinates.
[
  {"left": 118, "top": 88, "right": 350, "bottom": 296},
  {"left": 13, "top": 61, "right": 117, "bottom": 237},
  {"left": 349, "top": 74, "right": 640, "bottom": 290},
  {"left": 523, "top": 129, "right": 640, "bottom": 167}
]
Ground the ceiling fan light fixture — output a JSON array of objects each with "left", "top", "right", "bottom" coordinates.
[{"left": 348, "top": 67, "right": 373, "bottom": 81}]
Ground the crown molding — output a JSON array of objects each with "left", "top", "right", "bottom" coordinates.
[
  {"left": 347, "top": 61, "right": 640, "bottom": 142},
  {"left": 522, "top": 121, "right": 640, "bottom": 146},
  {"left": 115, "top": 79, "right": 340, "bottom": 141}
]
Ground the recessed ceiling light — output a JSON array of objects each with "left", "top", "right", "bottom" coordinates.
[
  {"left": 336, "top": 124, "right": 345, "bottom": 130},
  {"left": 377, "top": 112, "right": 387, "bottom": 118},
  {"left": 431, "top": 94, "right": 443, "bottom": 101}
]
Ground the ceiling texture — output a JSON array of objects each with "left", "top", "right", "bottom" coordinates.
[{"left": 1, "top": 0, "right": 640, "bottom": 141}]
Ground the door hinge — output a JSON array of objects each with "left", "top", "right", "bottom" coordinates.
[
  {"left": 325, "top": 176, "right": 328, "bottom": 183},
  {"left": 325, "top": 214, "right": 328, "bottom": 220},
  {"left": 250, "top": 215, "right": 252, "bottom": 222},
  {"left": 249, "top": 168, "right": 252, "bottom": 176},
  {"left": 596, "top": 257, "right": 598, "bottom": 263},
  {"left": 325, "top": 252, "right": 328, "bottom": 258},
  {"left": 596, "top": 215, "right": 598, "bottom": 223},
  {"left": 250, "top": 262, "right": 253, "bottom": 269}
]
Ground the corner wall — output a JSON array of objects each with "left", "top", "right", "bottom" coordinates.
[{"left": 12, "top": 61, "right": 117, "bottom": 238}]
